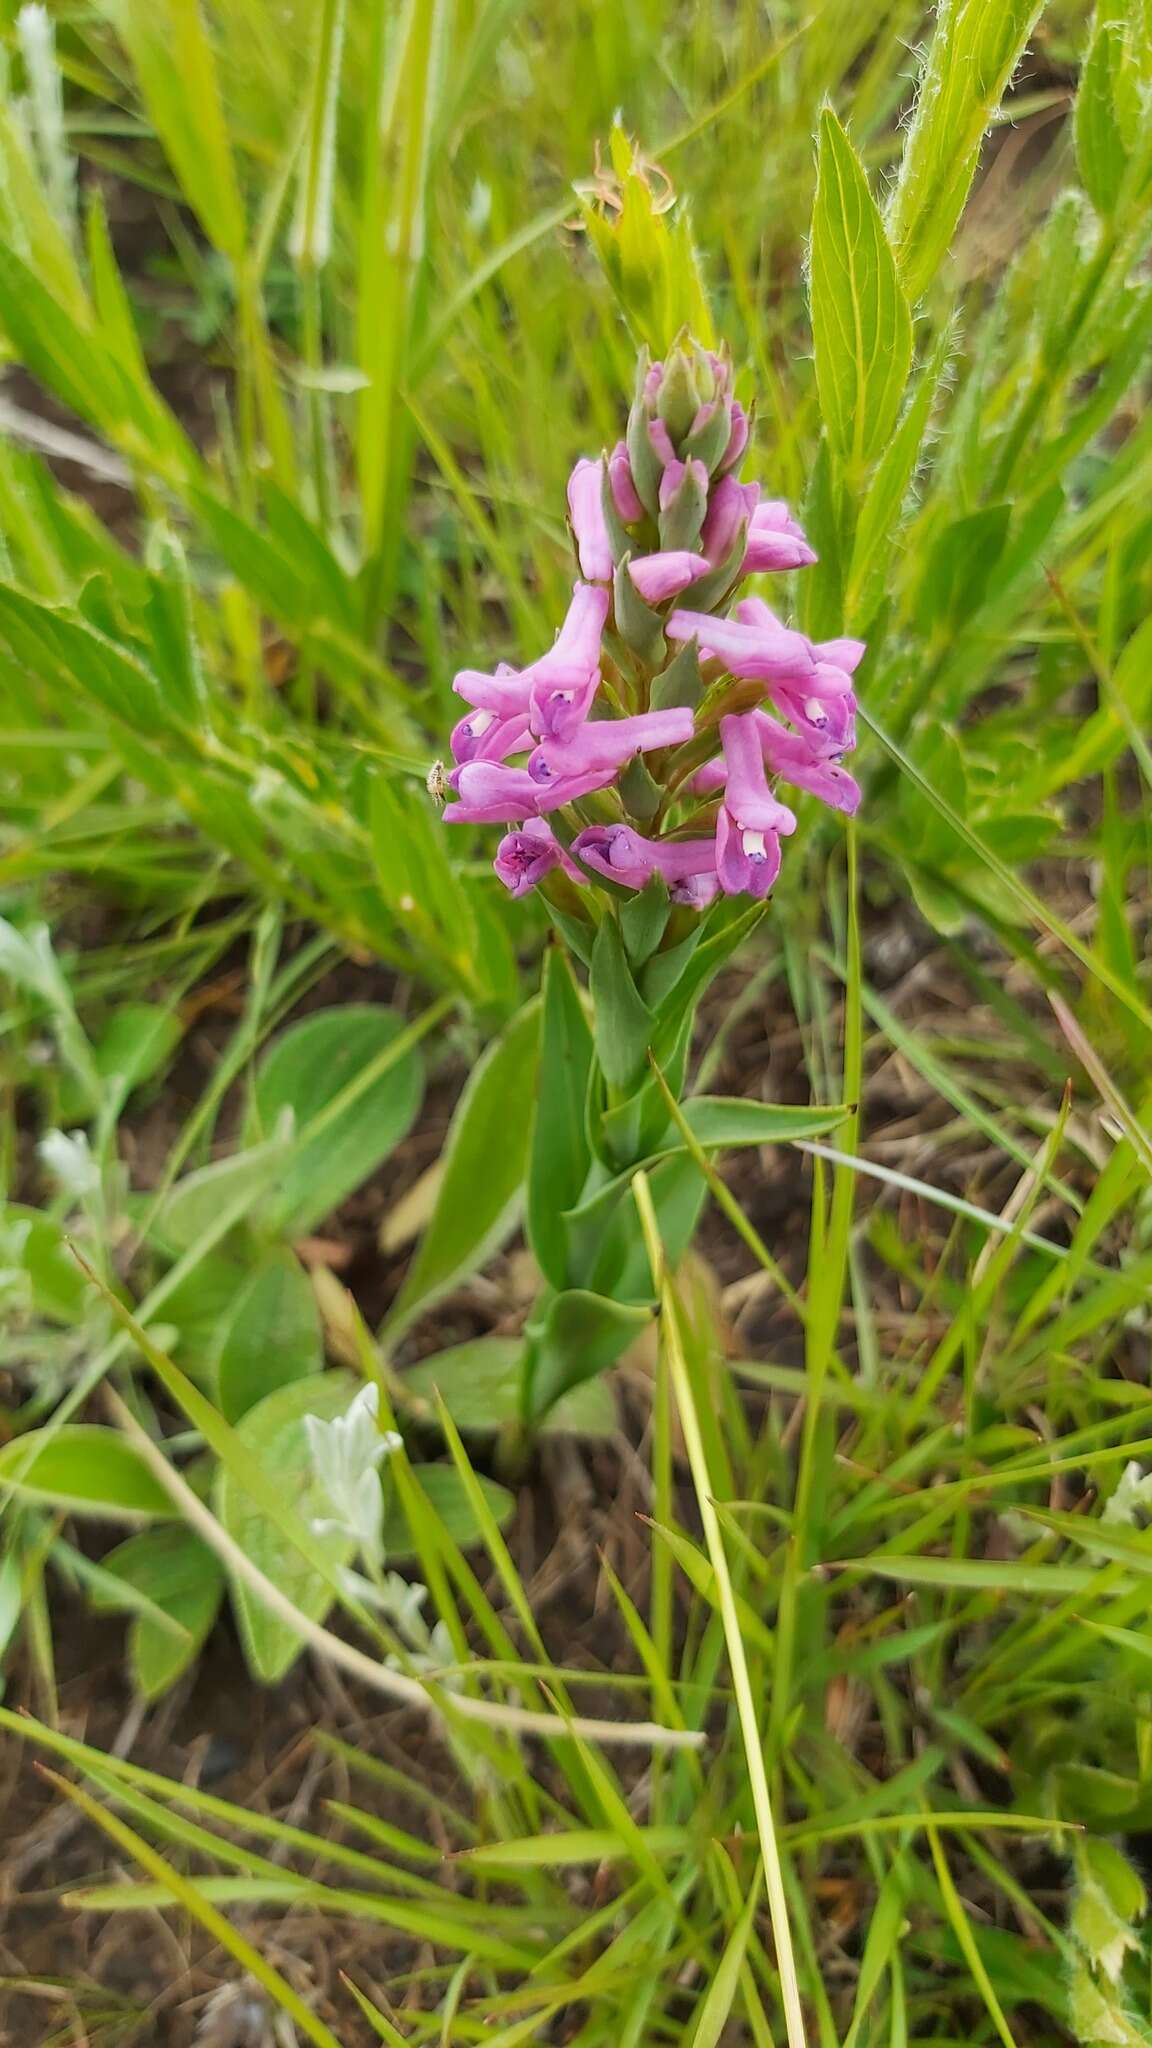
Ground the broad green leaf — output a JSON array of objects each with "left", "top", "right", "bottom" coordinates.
[
  {"left": 887, "top": 0, "right": 1046, "bottom": 301},
  {"left": 247, "top": 1006, "right": 424, "bottom": 1236},
  {"left": 215, "top": 1371, "right": 359, "bottom": 1684},
  {"left": 524, "top": 1290, "right": 652, "bottom": 1424},
  {"left": 0, "top": 1425, "right": 177, "bottom": 1521},
  {"left": 97, "top": 1526, "right": 224, "bottom": 1700},
  {"left": 156, "top": 1137, "right": 290, "bottom": 1254},
  {"left": 215, "top": 1248, "right": 323, "bottom": 1423},
  {"left": 380, "top": 1463, "right": 514, "bottom": 1560},
  {"left": 383, "top": 1000, "right": 540, "bottom": 1341},
  {"left": 810, "top": 110, "right": 911, "bottom": 471},
  {"left": 1077, "top": 19, "right": 1131, "bottom": 216},
  {"left": 93, "top": 1003, "right": 183, "bottom": 1102},
  {"left": 403, "top": 1337, "right": 616, "bottom": 1438},
  {"left": 527, "top": 949, "right": 593, "bottom": 1291},
  {"left": 3, "top": 1204, "right": 90, "bottom": 1323}
]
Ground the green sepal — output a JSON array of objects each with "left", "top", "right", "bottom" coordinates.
[
  {"left": 650, "top": 636, "right": 704, "bottom": 711},
  {"left": 617, "top": 752, "right": 662, "bottom": 819},
  {"left": 544, "top": 902, "right": 596, "bottom": 966},
  {"left": 626, "top": 356, "right": 663, "bottom": 515},
  {"left": 658, "top": 462, "right": 708, "bottom": 551},
  {"left": 613, "top": 555, "right": 665, "bottom": 661},
  {"left": 620, "top": 872, "right": 670, "bottom": 965},
  {"left": 682, "top": 398, "right": 732, "bottom": 473},
  {"left": 680, "top": 522, "right": 747, "bottom": 614},
  {"left": 599, "top": 457, "right": 634, "bottom": 561},
  {"left": 654, "top": 348, "right": 699, "bottom": 443}
]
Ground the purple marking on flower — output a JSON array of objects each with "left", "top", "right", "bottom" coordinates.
[
  {"left": 701, "top": 475, "right": 759, "bottom": 565},
  {"left": 671, "top": 870, "right": 721, "bottom": 908},
  {"left": 450, "top": 707, "right": 532, "bottom": 766},
  {"left": 571, "top": 821, "right": 718, "bottom": 891},
  {"left": 644, "top": 360, "right": 664, "bottom": 402},
  {"left": 529, "top": 706, "right": 695, "bottom": 796},
  {"left": 494, "top": 817, "right": 582, "bottom": 897},
  {"left": 628, "top": 550, "right": 710, "bottom": 605},
  {"left": 741, "top": 499, "right": 818, "bottom": 573},
  {"left": 608, "top": 442, "right": 644, "bottom": 522},
  {"left": 714, "top": 712, "right": 797, "bottom": 898},
  {"left": 452, "top": 659, "right": 532, "bottom": 720},
  {"left": 567, "top": 457, "right": 614, "bottom": 583},
  {"left": 721, "top": 401, "right": 749, "bottom": 473},
  {"left": 658, "top": 457, "right": 709, "bottom": 512},
  {"left": 666, "top": 604, "right": 815, "bottom": 687},
  {"left": 733, "top": 598, "right": 857, "bottom": 753},
  {"left": 525, "top": 581, "right": 610, "bottom": 744},
  {"left": 716, "top": 807, "right": 781, "bottom": 897},
  {"left": 443, "top": 761, "right": 547, "bottom": 824},
  {"left": 753, "top": 711, "right": 861, "bottom": 813}
]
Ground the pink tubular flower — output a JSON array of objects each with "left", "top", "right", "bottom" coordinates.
[
  {"left": 444, "top": 761, "right": 546, "bottom": 824},
  {"left": 666, "top": 605, "right": 815, "bottom": 687},
  {"left": 494, "top": 818, "right": 582, "bottom": 897},
  {"left": 628, "top": 551, "right": 710, "bottom": 605},
  {"left": 529, "top": 707, "right": 694, "bottom": 798},
  {"left": 450, "top": 707, "right": 531, "bottom": 765},
  {"left": 754, "top": 711, "right": 861, "bottom": 812},
  {"left": 741, "top": 500, "right": 817, "bottom": 573},
  {"left": 452, "top": 659, "right": 532, "bottom": 721},
  {"left": 567, "top": 458, "right": 614, "bottom": 583},
  {"left": 736, "top": 599, "right": 860, "bottom": 754},
  {"left": 701, "top": 475, "right": 759, "bottom": 566},
  {"left": 608, "top": 442, "right": 644, "bottom": 522},
  {"left": 714, "top": 713, "right": 797, "bottom": 899},
  {"left": 695, "top": 712, "right": 861, "bottom": 815},
  {"left": 571, "top": 822, "right": 718, "bottom": 892},
  {"left": 524, "top": 582, "right": 610, "bottom": 744}
]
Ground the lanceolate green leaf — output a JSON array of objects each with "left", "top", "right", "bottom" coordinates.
[
  {"left": 1076, "top": 19, "right": 1131, "bottom": 217},
  {"left": 527, "top": 947, "right": 593, "bottom": 1290},
  {"left": 886, "top": 0, "right": 1045, "bottom": 301},
  {"left": 810, "top": 110, "right": 912, "bottom": 472}
]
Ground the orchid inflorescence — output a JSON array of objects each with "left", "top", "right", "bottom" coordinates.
[{"left": 441, "top": 338, "right": 862, "bottom": 909}]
